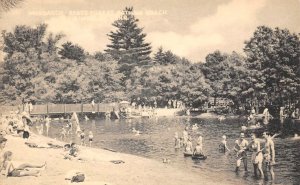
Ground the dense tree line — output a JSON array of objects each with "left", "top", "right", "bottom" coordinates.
[{"left": 0, "top": 7, "right": 299, "bottom": 111}]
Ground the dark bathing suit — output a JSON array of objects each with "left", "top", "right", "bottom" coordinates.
[
  {"left": 8, "top": 169, "right": 21, "bottom": 177},
  {"left": 23, "top": 131, "right": 30, "bottom": 139}
]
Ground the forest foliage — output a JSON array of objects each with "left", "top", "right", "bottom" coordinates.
[{"left": 0, "top": 7, "right": 299, "bottom": 109}]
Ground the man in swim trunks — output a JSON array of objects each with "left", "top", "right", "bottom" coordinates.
[
  {"left": 234, "top": 133, "right": 249, "bottom": 172},
  {"left": 193, "top": 142, "right": 203, "bottom": 156},
  {"left": 262, "top": 132, "right": 275, "bottom": 181}
]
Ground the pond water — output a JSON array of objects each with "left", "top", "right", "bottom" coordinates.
[{"left": 46, "top": 116, "right": 300, "bottom": 185}]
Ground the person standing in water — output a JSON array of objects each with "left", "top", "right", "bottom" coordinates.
[
  {"left": 279, "top": 107, "right": 285, "bottom": 124},
  {"left": 182, "top": 126, "right": 189, "bottom": 147},
  {"left": 88, "top": 131, "right": 93, "bottom": 147},
  {"left": 196, "top": 133, "right": 203, "bottom": 152},
  {"left": 185, "top": 136, "right": 193, "bottom": 154},
  {"left": 45, "top": 116, "right": 50, "bottom": 136},
  {"left": 262, "top": 108, "right": 270, "bottom": 124},
  {"left": 262, "top": 132, "right": 276, "bottom": 181},
  {"left": 193, "top": 141, "right": 203, "bottom": 156},
  {"left": 91, "top": 99, "right": 95, "bottom": 113},
  {"left": 219, "top": 135, "right": 230, "bottom": 153},
  {"left": 248, "top": 133, "right": 264, "bottom": 178},
  {"left": 61, "top": 127, "right": 67, "bottom": 141},
  {"left": 234, "top": 133, "right": 249, "bottom": 172},
  {"left": 174, "top": 132, "right": 181, "bottom": 149}
]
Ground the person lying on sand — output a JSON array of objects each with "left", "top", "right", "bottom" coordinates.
[
  {"left": 24, "top": 141, "right": 63, "bottom": 149},
  {"left": 0, "top": 151, "right": 46, "bottom": 177}
]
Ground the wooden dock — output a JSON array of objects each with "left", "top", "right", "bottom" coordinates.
[{"left": 0, "top": 103, "right": 118, "bottom": 116}]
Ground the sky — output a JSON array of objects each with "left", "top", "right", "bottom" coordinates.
[{"left": 0, "top": 0, "right": 300, "bottom": 62}]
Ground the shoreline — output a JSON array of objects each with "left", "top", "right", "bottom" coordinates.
[{"left": 1, "top": 133, "right": 238, "bottom": 185}]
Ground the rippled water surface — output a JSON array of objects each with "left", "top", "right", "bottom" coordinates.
[{"left": 47, "top": 116, "right": 300, "bottom": 185}]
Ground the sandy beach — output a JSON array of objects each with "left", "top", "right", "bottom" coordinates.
[{"left": 0, "top": 133, "right": 236, "bottom": 185}]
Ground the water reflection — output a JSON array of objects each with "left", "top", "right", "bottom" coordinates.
[{"left": 48, "top": 117, "right": 300, "bottom": 185}]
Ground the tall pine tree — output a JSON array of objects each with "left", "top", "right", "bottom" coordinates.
[{"left": 105, "top": 7, "right": 152, "bottom": 76}]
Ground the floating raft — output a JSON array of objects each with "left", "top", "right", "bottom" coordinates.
[
  {"left": 191, "top": 155, "right": 207, "bottom": 160},
  {"left": 183, "top": 152, "right": 193, "bottom": 157},
  {"left": 183, "top": 152, "right": 207, "bottom": 160}
]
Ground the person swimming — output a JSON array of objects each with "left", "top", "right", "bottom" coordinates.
[
  {"left": 290, "top": 134, "right": 300, "bottom": 140},
  {"left": 218, "top": 115, "right": 226, "bottom": 122},
  {"left": 192, "top": 124, "right": 198, "bottom": 131}
]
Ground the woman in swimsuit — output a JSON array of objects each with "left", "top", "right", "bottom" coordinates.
[
  {"left": 1, "top": 151, "right": 46, "bottom": 177},
  {"left": 249, "top": 133, "right": 264, "bottom": 178}
]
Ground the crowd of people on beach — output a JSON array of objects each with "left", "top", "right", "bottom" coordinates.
[
  {"left": 0, "top": 111, "right": 32, "bottom": 139},
  {"left": 0, "top": 110, "right": 95, "bottom": 180}
]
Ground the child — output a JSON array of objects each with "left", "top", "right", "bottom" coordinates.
[
  {"left": 64, "top": 143, "right": 81, "bottom": 161},
  {"left": 88, "top": 131, "right": 93, "bottom": 147},
  {"left": 219, "top": 135, "right": 230, "bottom": 153},
  {"left": 45, "top": 116, "right": 51, "bottom": 136},
  {"left": 38, "top": 122, "right": 44, "bottom": 135},
  {"left": 61, "top": 127, "right": 67, "bottom": 141},
  {"left": 65, "top": 121, "right": 71, "bottom": 135},
  {"left": 80, "top": 130, "right": 85, "bottom": 146},
  {"left": 1, "top": 151, "right": 46, "bottom": 177}
]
